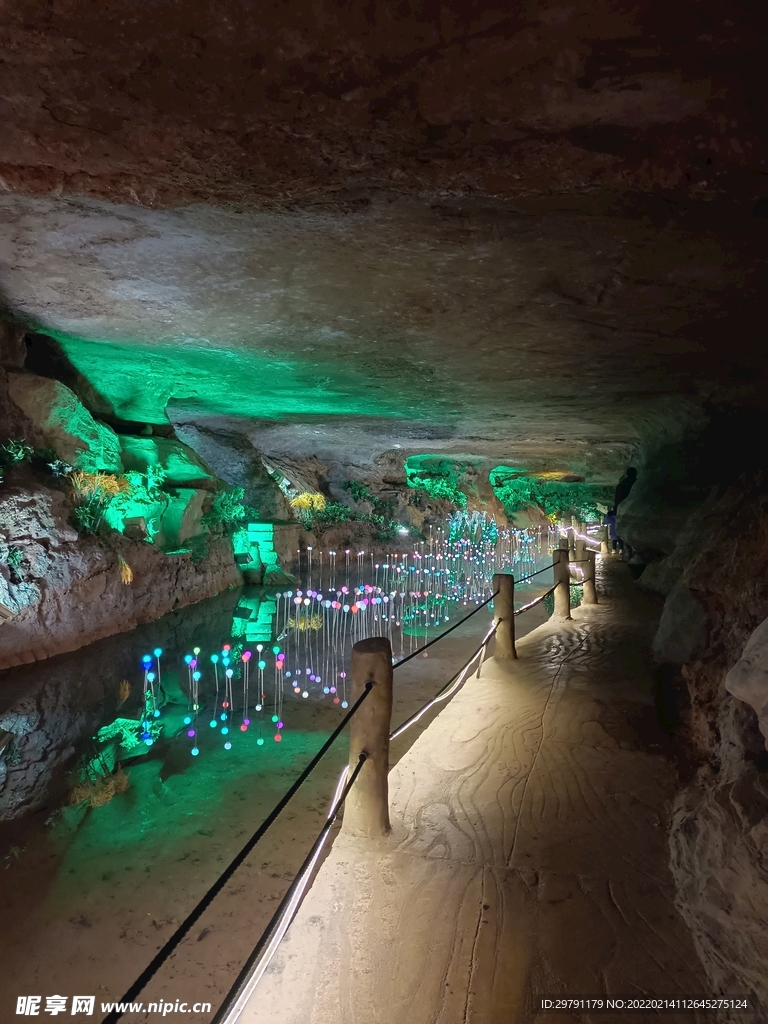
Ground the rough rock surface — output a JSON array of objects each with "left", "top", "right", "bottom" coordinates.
[
  {"left": 669, "top": 699, "right": 768, "bottom": 1010},
  {"left": 630, "top": 446, "right": 768, "bottom": 1011},
  {"left": 168, "top": 417, "right": 292, "bottom": 520},
  {"left": 652, "top": 581, "right": 708, "bottom": 664},
  {"left": 2, "top": 191, "right": 765, "bottom": 483},
  {"left": 0, "top": 0, "right": 764, "bottom": 206},
  {"left": 7, "top": 372, "right": 123, "bottom": 473},
  {"left": 725, "top": 619, "right": 768, "bottom": 751},
  {"left": 118, "top": 434, "right": 215, "bottom": 489},
  {"left": 0, "top": 481, "right": 241, "bottom": 671}
]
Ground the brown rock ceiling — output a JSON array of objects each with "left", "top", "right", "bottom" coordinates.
[{"left": 0, "top": 1, "right": 767, "bottom": 476}]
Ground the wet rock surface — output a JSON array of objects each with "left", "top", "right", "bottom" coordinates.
[{"left": 0, "top": 585, "right": 243, "bottom": 819}]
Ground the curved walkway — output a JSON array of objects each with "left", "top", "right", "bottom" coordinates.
[{"left": 242, "top": 560, "right": 707, "bottom": 1024}]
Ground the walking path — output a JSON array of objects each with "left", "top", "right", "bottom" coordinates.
[{"left": 242, "top": 560, "right": 707, "bottom": 1024}]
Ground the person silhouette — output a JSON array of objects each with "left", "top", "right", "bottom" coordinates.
[
  {"left": 603, "top": 507, "right": 619, "bottom": 552},
  {"left": 614, "top": 467, "right": 637, "bottom": 510}
]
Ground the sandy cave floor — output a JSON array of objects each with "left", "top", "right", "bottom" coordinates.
[
  {"left": 0, "top": 593, "right": 548, "bottom": 1022},
  {"left": 242, "top": 560, "right": 716, "bottom": 1024}
]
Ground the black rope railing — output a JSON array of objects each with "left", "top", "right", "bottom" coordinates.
[
  {"left": 101, "top": 684, "right": 374, "bottom": 1024},
  {"left": 393, "top": 589, "right": 499, "bottom": 668},
  {"left": 390, "top": 619, "right": 500, "bottom": 741},
  {"left": 515, "top": 563, "right": 554, "bottom": 583},
  {"left": 211, "top": 753, "right": 369, "bottom": 1024},
  {"left": 105, "top": 562, "right": 568, "bottom": 1022},
  {"left": 513, "top": 585, "right": 557, "bottom": 616}
]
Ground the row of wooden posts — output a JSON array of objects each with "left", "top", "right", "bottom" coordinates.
[{"left": 342, "top": 531, "right": 603, "bottom": 838}]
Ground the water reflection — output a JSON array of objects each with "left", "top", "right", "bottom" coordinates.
[{"left": 0, "top": 518, "right": 556, "bottom": 819}]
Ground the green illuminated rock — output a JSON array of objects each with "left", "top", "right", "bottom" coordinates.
[
  {"left": 119, "top": 435, "right": 215, "bottom": 489},
  {"left": 7, "top": 373, "right": 122, "bottom": 473}
]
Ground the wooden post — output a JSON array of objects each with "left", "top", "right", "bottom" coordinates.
[
  {"left": 582, "top": 550, "right": 597, "bottom": 605},
  {"left": 492, "top": 573, "right": 517, "bottom": 660},
  {"left": 574, "top": 523, "right": 586, "bottom": 566},
  {"left": 553, "top": 547, "right": 571, "bottom": 619},
  {"left": 567, "top": 527, "right": 576, "bottom": 562},
  {"left": 600, "top": 525, "right": 610, "bottom": 556},
  {"left": 342, "top": 637, "right": 393, "bottom": 838}
]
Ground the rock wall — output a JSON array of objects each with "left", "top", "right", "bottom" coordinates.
[
  {"left": 0, "top": 474, "right": 241, "bottom": 671},
  {"left": 626, "top": 430, "right": 768, "bottom": 1013},
  {"left": 0, "top": 324, "right": 246, "bottom": 669}
]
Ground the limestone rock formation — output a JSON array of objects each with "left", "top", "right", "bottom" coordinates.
[
  {"left": 725, "top": 618, "right": 768, "bottom": 750},
  {"left": 118, "top": 435, "right": 215, "bottom": 489},
  {"left": 0, "top": 482, "right": 241, "bottom": 671},
  {"left": 634, "top": 437, "right": 768, "bottom": 1011},
  {"left": 168, "top": 417, "right": 292, "bottom": 521},
  {"left": 653, "top": 582, "right": 708, "bottom": 665},
  {"left": 7, "top": 373, "right": 123, "bottom": 473}
]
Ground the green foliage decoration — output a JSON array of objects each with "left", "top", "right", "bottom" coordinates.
[
  {"left": 342, "top": 480, "right": 373, "bottom": 503},
  {"left": 0, "top": 439, "right": 33, "bottom": 466},
  {"left": 543, "top": 584, "right": 583, "bottom": 617},
  {"left": 6, "top": 546, "right": 23, "bottom": 572},
  {"left": 201, "top": 487, "right": 258, "bottom": 530},
  {"left": 490, "top": 472, "right": 612, "bottom": 523}
]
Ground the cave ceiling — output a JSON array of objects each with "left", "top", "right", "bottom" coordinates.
[{"left": 0, "top": 0, "right": 766, "bottom": 481}]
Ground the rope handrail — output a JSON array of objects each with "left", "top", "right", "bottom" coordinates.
[
  {"left": 513, "top": 585, "right": 556, "bottom": 616},
  {"left": 101, "top": 683, "right": 375, "bottom": 1024},
  {"left": 202, "top": 559, "right": 585, "bottom": 1020},
  {"left": 514, "top": 564, "right": 553, "bottom": 583},
  {"left": 215, "top": 615, "right": 506, "bottom": 1023},
  {"left": 394, "top": 588, "right": 499, "bottom": 667},
  {"left": 107, "top": 556, "right": 586, "bottom": 1023},
  {"left": 390, "top": 618, "right": 499, "bottom": 741},
  {"left": 211, "top": 753, "right": 369, "bottom": 1024}
]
